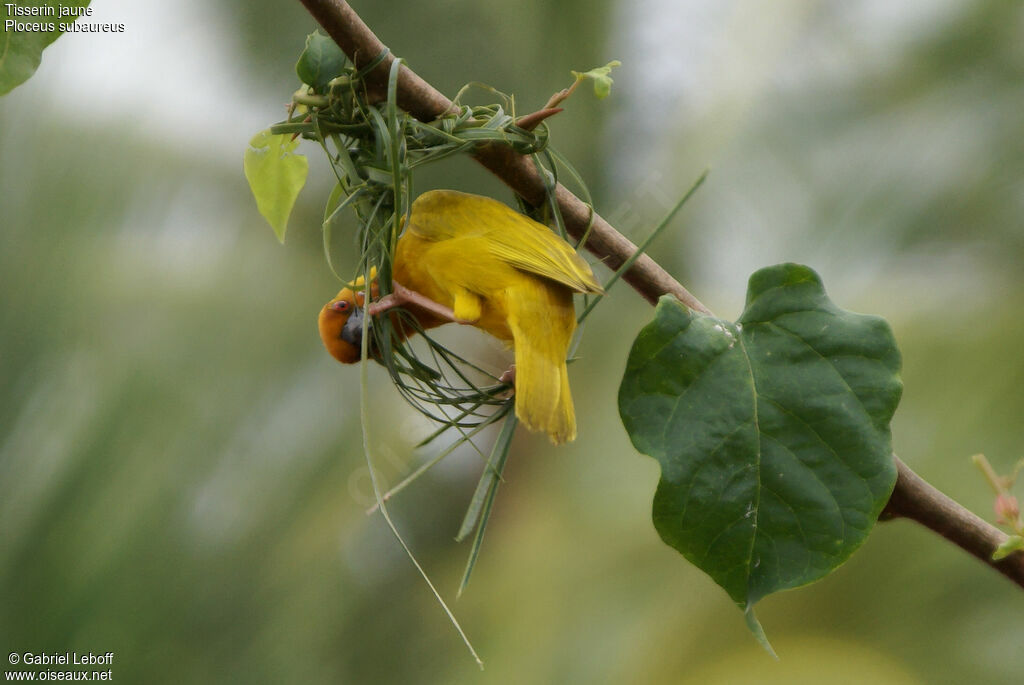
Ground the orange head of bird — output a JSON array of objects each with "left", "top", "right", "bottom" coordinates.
[{"left": 318, "top": 287, "right": 367, "bottom": 364}]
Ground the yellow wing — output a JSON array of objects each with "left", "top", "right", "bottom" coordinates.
[{"left": 408, "top": 190, "right": 603, "bottom": 294}]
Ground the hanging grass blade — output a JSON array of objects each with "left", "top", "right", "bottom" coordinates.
[
  {"left": 385, "top": 58, "right": 407, "bottom": 263},
  {"left": 366, "top": 403, "right": 512, "bottom": 515},
  {"left": 455, "top": 413, "right": 518, "bottom": 543},
  {"left": 578, "top": 170, "right": 708, "bottom": 323},
  {"left": 322, "top": 183, "right": 365, "bottom": 280},
  {"left": 357, "top": 274, "right": 483, "bottom": 669},
  {"left": 457, "top": 414, "right": 519, "bottom": 597},
  {"left": 545, "top": 146, "right": 598, "bottom": 249}
]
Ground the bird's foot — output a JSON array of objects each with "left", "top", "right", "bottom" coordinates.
[{"left": 498, "top": 364, "right": 516, "bottom": 385}]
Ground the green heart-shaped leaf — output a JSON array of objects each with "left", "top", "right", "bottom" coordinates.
[
  {"left": 244, "top": 129, "right": 308, "bottom": 243},
  {"left": 619, "top": 264, "right": 901, "bottom": 631},
  {"left": 1, "top": 1, "right": 91, "bottom": 95}
]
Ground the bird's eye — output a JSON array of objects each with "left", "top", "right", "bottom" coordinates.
[{"left": 331, "top": 300, "right": 350, "bottom": 312}]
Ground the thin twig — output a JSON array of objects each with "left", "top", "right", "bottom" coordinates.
[
  {"left": 295, "top": 0, "right": 1024, "bottom": 590},
  {"left": 515, "top": 107, "right": 564, "bottom": 132}
]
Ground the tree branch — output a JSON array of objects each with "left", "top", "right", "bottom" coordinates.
[
  {"left": 296, "top": 0, "right": 1024, "bottom": 589},
  {"left": 883, "top": 456, "right": 1024, "bottom": 586}
]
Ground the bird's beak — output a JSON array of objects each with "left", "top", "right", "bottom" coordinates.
[{"left": 340, "top": 305, "right": 366, "bottom": 349}]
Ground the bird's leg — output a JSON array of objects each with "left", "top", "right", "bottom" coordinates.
[
  {"left": 366, "top": 285, "right": 515, "bottom": 388},
  {"left": 366, "top": 281, "right": 460, "bottom": 323},
  {"left": 450, "top": 290, "right": 482, "bottom": 324}
]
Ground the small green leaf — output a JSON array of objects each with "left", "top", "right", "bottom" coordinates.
[
  {"left": 295, "top": 30, "right": 346, "bottom": 93},
  {"left": 0, "top": 1, "right": 91, "bottom": 95},
  {"left": 571, "top": 60, "right": 621, "bottom": 99},
  {"left": 993, "top": 535, "right": 1024, "bottom": 560},
  {"left": 619, "top": 264, "right": 901, "bottom": 632},
  {"left": 244, "top": 129, "right": 309, "bottom": 243}
]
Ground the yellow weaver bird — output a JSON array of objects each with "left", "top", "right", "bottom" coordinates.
[{"left": 318, "top": 190, "right": 602, "bottom": 444}]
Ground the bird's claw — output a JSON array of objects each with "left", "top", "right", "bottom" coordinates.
[{"left": 498, "top": 365, "right": 516, "bottom": 385}]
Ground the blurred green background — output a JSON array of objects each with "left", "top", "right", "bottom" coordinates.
[{"left": 2, "top": 0, "right": 1023, "bottom": 683}]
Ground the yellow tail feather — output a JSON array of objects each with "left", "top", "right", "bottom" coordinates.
[{"left": 507, "top": 286, "right": 578, "bottom": 444}]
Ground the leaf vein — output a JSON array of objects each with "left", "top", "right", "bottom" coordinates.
[{"left": 735, "top": 333, "right": 762, "bottom": 600}]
